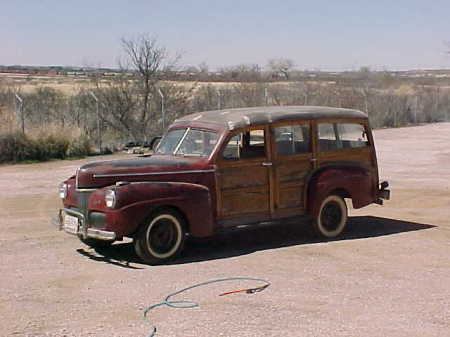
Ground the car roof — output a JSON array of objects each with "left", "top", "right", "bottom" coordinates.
[{"left": 174, "top": 106, "right": 368, "bottom": 130}]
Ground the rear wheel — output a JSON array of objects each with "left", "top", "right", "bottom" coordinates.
[
  {"left": 134, "top": 209, "right": 186, "bottom": 265},
  {"left": 312, "top": 195, "right": 348, "bottom": 238}
]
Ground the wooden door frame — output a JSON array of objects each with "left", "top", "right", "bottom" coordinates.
[
  {"left": 214, "top": 124, "right": 274, "bottom": 223},
  {"left": 269, "top": 119, "right": 314, "bottom": 217}
]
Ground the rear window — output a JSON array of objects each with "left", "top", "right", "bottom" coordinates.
[{"left": 318, "top": 123, "right": 368, "bottom": 151}]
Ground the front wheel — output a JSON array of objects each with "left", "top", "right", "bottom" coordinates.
[
  {"left": 134, "top": 209, "right": 186, "bottom": 265},
  {"left": 312, "top": 195, "right": 348, "bottom": 238}
]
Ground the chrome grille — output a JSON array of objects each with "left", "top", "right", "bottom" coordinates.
[
  {"left": 76, "top": 190, "right": 92, "bottom": 211},
  {"left": 76, "top": 190, "right": 94, "bottom": 234}
]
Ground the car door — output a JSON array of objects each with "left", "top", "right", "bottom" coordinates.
[
  {"left": 271, "top": 121, "right": 314, "bottom": 218},
  {"left": 215, "top": 126, "right": 274, "bottom": 226}
]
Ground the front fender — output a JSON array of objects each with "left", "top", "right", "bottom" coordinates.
[{"left": 89, "top": 182, "right": 214, "bottom": 238}]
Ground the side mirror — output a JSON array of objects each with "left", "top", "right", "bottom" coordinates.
[{"left": 149, "top": 136, "right": 162, "bottom": 151}]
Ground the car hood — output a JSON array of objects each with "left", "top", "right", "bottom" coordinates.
[{"left": 76, "top": 155, "right": 213, "bottom": 189}]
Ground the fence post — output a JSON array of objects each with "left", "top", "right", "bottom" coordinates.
[
  {"left": 217, "top": 90, "right": 222, "bottom": 110},
  {"left": 89, "top": 91, "right": 102, "bottom": 153},
  {"left": 15, "top": 94, "right": 24, "bottom": 134}
]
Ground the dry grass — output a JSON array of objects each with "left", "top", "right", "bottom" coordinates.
[
  {"left": 1, "top": 73, "right": 289, "bottom": 95},
  {"left": 0, "top": 124, "right": 92, "bottom": 163},
  {"left": 0, "top": 73, "right": 95, "bottom": 94}
]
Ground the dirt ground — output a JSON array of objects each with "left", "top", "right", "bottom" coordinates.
[{"left": 0, "top": 123, "right": 449, "bottom": 337}]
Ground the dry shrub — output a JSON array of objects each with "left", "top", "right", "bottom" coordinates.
[
  {"left": 0, "top": 126, "right": 92, "bottom": 164},
  {"left": 67, "top": 135, "right": 92, "bottom": 158},
  {"left": 0, "top": 132, "right": 34, "bottom": 163},
  {"left": 33, "top": 134, "right": 70, "bottom": 160}
]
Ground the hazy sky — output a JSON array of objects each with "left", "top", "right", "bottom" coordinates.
[{"left": 2, "top": 0, "right": 450, "bottom": 70}]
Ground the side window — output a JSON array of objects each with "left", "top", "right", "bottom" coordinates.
[
  {"left": 318, "top": 123, "right": 368, "bottom": 151},
  {"left": 222, "top": 134, "right": 241, "bottom": 160},
  {"left": 337, "top": 124, "right": 368, "bottom": 148},
  {"left": 274, "top": 124, "right": 310, "bottom": 156},
  {"left": 222, "top": 129, "right": 266, "bottom": 160},
  {"left": 318, "top": 123, "right": 338, "bottom": 151}
]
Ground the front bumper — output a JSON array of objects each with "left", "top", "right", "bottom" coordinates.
[{"left": 54, "top": 208, "right": 116, "bottom": 241}]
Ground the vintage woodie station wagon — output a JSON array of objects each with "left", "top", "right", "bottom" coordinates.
[{"left": 56, "top": 106, "right": 390, "bottom": 264}]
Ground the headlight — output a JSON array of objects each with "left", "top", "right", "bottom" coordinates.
[
  {"left": 59, "top": 183, "right": 68, "bottom": 199},
  {"left": 105, "top": 189, "right": 116, "bottom": 208}
]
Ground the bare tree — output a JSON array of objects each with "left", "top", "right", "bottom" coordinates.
[
  {"left": 191, "top": 84, "right": 220, "bottom": 111},
  {"left": 198, "top": 62, "right": 209, "bottom": 74},
  {"left": 120, "top": 34, "right": 180, "bottom": 137},
  {"left": 77, "top": 35, "right": 197, "bottom": 141},
  {"left": 267, "top": 58, "right": 295, "bottom": 80},
  {"left": 232, "top": 82, "right": 266, "bottom": 107},
  {"left": 218, "top": 64, "right": 262, "bottom": 82},
  {"left": 91, "top": 77, "right": 138, "bottom": 140},
  {"left": 22, "top": 87, "right": 66, "bottom": 130}
]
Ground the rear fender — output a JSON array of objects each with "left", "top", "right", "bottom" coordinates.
[{"left": 305, "top": 166, "right": 374, "bottom": 218}]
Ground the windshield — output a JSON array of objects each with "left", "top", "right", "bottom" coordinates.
[
  {"left": 155, "top": 129, "right": 186, "bottom": 155},
  {"left": 155, "top": 128, "right": 219, "bottom": 157}
]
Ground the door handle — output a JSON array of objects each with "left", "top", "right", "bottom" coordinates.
[{"left": 262, "top": 162, "right": 273, "bottom": 167}]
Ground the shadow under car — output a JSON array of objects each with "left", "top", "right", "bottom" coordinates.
[{"left": 75, "top": 216, "right": 436, "bottom": 267}]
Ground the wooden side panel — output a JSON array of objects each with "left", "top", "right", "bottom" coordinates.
[
  {"left": 317, "top": 146, "right": 373, "bottom": 169},
  {"left": 222, "top": 185, "right": 269, "bottom": 216},
  {"left": 220, "top": 164, "right": 268, "bottom": 190},
  {"left": 217, "top": 163, "right": 271, "bottom": 219},
  {"left": 276, "top": 157, "right": 312, "bottom": 209}
]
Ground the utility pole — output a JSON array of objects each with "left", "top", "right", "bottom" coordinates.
[
  {"left": 15, "top": 94, "right": 24, "bottom": 134},
  {"left": 158, "top": 88, "right": 165, "bottom": 130},
  {"left": 264, "top": 87, "right": 268, "bottom": 106},
  {"left": 89, "top": 91, "right": 102, "bottom": 153}
]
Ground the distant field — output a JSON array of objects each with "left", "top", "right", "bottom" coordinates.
[
  {"left": 0, "top": 72, "right": 93, "bottom": 94},
  {"left": 0, "top": 72, "right": 249, "bottom": 95},
  {"left": 3, "top": 72, "right": 450, "bottom": 99}
]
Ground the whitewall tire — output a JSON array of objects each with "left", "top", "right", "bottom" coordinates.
[{"left": 313, "top": 195, "right": 348, "bottom": 238}]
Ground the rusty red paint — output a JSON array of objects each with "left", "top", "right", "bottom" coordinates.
[
  {"left": 76, "top": 155, "right": 214, "bottom": 189},
  {"left": 307, "top": 168, "right": 375, "bottom": 218},
  {"left": 84, "top": 181, "right": 215, "bottom": 238}
]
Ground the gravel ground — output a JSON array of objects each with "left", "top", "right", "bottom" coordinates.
[{"left": 0, "top": 123, "right": 449, "bottom": 337}]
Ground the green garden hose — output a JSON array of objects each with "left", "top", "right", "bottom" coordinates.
[{"left": 143, "top": 276, "right": 271, "bottom": 337}]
